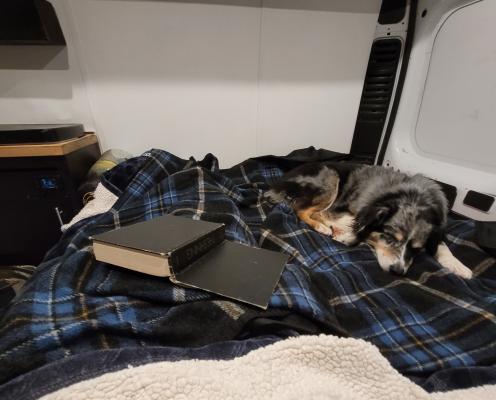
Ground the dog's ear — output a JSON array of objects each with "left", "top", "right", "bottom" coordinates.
[{"left": 354, "top": 202, "right": 396, "bottom": 240}]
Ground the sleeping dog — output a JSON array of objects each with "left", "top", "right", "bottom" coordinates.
[{"left": 266, "top": 162, "right": 473, "bottom": 279}]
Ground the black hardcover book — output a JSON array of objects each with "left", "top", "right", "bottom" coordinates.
[
  {"left": 92, "top": 214, "right": 225, "bottom": 277},
  {"left": 92, "top": 214, "right": 289, "bottom": 309}
]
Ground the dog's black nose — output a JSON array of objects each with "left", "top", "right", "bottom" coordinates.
[{"left": 390, "top": 263, "right": 406, "bottom": 276}]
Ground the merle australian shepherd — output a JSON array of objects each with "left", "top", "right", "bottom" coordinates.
[{"left": 266, "top": 162, "right": 472, "bottom": 279}]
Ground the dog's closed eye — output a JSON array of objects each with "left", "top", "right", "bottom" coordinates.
[
  {"left": 380, "top": 232, "right": 403, "bottom": 245},
  {"left": 380, "top": 233, "right": 396, "bottom": 243}
]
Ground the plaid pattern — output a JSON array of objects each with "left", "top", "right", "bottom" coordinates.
[
  {"left": 0, "top": 266, "right": 36, "bottom": 315},
  {"left": 0, "top": 148, "right": 495, "bottom": 388}
]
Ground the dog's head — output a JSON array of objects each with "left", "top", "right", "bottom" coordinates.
[{"left": 354, "top": 177, "right": 448, "bottom": 275}]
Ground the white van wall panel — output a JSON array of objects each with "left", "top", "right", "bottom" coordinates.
[
  {"left": 258, "top": 1, "right": 379, "bottom": 156},
  {"left": 0, "top": 0, "right": 380, "bottom": 167},
  {"left": 67, "top": 0, "right": 261, "bottom": 166},
  {"left": 415, "top": 0, "right": 496, "bottom": 172},
  {"left": 383, "top": 0, "right": 496, "bottom": 221}
]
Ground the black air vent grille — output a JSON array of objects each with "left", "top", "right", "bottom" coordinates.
[
  {"left": 351, "top": 39, "right": 402, "bottom": 159},
  {"left": 378, "top": 0, "right": 407, "bottom": 25},
  {"left": 358, "top": 39, "right": 401, "bottom": 123}
]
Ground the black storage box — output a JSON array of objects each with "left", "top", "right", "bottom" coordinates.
[{"left": 0, "top": 130, "right": 100, "bottom": 265}]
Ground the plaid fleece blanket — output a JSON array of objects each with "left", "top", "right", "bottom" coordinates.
[{"left": 1, "top": 148, "right": 495, "bottom": 388}]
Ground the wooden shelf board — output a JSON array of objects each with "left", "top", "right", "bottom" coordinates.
[{"left": 0, "top": 133, "right": 98, "bottom": 158}]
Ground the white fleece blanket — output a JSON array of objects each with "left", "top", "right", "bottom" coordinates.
[
  {"left": 42, "top": 335, "right": 495, "bottom": 400},
  {"left": 61, "top": 183, "right": 118, "bottom": 232}
]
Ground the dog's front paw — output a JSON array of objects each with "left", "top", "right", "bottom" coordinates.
[
  {"left": 315, "top": 223, "right": 333, "bottom": 236},
  {"left": 436, "top": 242, "right": 473, "bottom": 279},
  {"left": 460, "top": 268, "right": 473, "bottom": 279},
  {"left": 448, "top": 262, "right": 473, "bottom": 279},
  {"left": 332, "top": 228, "right": 357, "bottom": 246}
]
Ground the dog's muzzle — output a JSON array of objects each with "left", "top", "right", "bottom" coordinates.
[{"left": 390, "top": 263, "right": 407, "bottom": 276}]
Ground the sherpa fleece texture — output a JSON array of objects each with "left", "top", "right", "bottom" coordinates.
[
  {"left": 42, "top": 335, "right": 496, "bottom": 400},
  {"left": 61, "top": 183, "right": 117, "bottom": 232}
]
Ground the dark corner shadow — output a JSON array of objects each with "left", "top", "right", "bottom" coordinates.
[
  {"left": 102, "top": 0, "right": 379, "bottom": 14},
  {"left": 0, "top": 46, "right": 68, "bottom": 70}
]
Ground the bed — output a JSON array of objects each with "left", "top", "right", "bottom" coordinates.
[{"left": 1, "top": 147, "right": 495, "bottom": 399}]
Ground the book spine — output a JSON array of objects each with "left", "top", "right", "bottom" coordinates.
[{"left": 169, "top": 225, "right": 225, "bottom": 274}]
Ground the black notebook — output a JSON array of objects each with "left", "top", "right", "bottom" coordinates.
[{"left": 92, "top": 214, "right": 288, "bottom": 309}]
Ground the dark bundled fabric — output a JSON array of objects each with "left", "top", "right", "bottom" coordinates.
[
  {"left": 0, "top": 335, "right": 281, "bottom": 400},
  {"left": 0, "top": 266, "right": 36, "bottom": 315},
  {"left": 0, "top": 148, "right": 495, "bottom": 392},
  {"left": 421, "top": 365, "right": 496, "bottom": 392}
]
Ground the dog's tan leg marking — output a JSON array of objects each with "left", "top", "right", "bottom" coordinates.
[
  {"left": 294, "top": 169, "right": 340, "bottom": 236},
  {"left": 298, "top": 207, "right": 333, "bottom": 236},
  {"left": 311, "top": 208, "right": 336, "bottom": 228},
  {"left": 436, "top": 242, "right": 473, "bottom": 279}
]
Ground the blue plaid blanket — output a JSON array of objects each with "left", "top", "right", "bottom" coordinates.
[{"left": 1, "top": 148, "right": 495, "bottom": 388}]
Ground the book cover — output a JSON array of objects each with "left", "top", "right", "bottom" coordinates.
[{"left": 172, "top": 241, "right": 289, "bottom": 309}]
